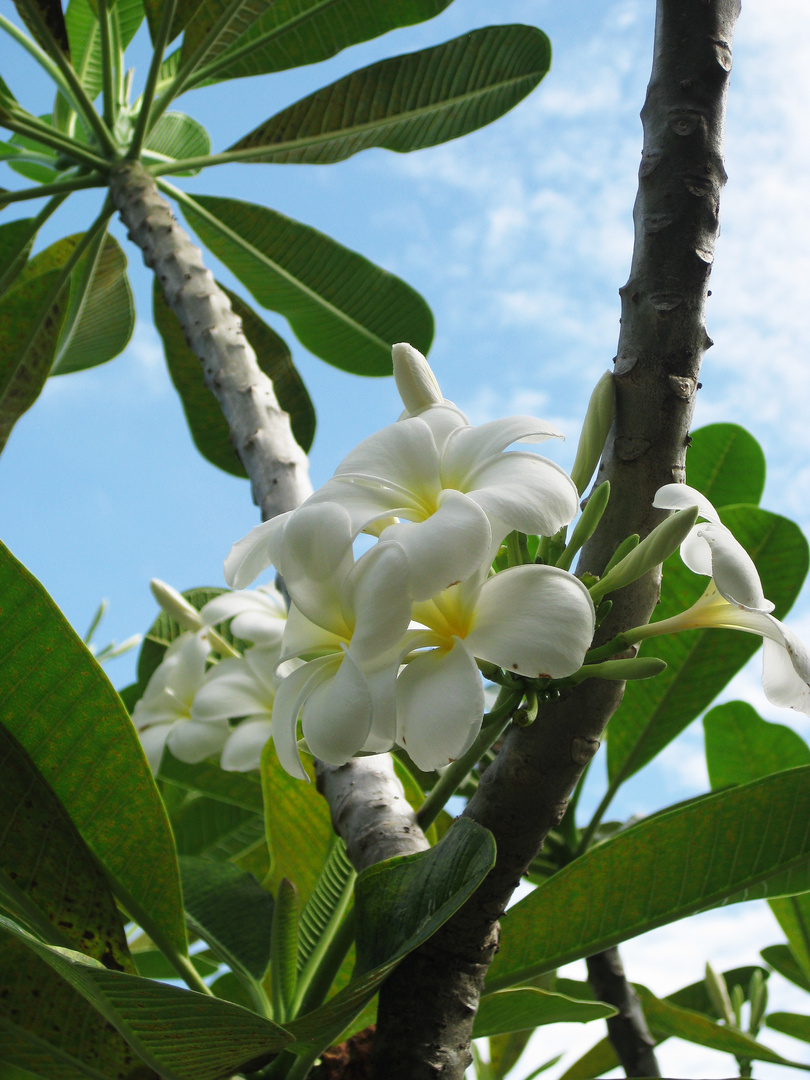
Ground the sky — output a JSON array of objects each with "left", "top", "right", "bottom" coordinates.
[{"left": 3, "top": 0, "right": 810, "bottom": 1076}]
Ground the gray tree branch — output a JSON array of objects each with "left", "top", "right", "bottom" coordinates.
[{"left": 370, "top": 1, "right": 740, "bottom": 1075}]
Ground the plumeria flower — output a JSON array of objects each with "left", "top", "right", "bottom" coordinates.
[
  {"left": 131, "top": 630, "right": 230, "bottom": 773},
  {"left": 191, "top": 643, "right": 283, "bottom": 771},
  {"left": 262, "top": 503, "right": 413, "bottom": 779},
  {"left": 200, "top": 584, "right": 287, "bottom": 645},
  {"left": 398, "top": 563, "right": 596, "bottom": 771},
  {"left": 632, "top": 484, "right": 810, "bottom": 716}
]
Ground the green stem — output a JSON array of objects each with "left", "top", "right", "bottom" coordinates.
[
  {"left": 1, "top": 112, "right": 109, "bottom": 169},
  {"left": 128, "top": 0, "right": 177, "bottom": 159},
  {"left": 0, "top": 174, "right": 104, "bottom": 208},
  {"left": 96, "top": 0, "right": 117, "bottom": 133},
  {"left": 583, "top": 632, "right": 632, "bottom": 664},
  {"left": 0, "top": 14, "right": 75, "bottom": 105},
  {"left": 416, "top": 689, "right": 522, "bottom": 832},
  {"left": 295, "top": 907, "right": 356, "bottom": 1018},
  {"left": 576, "top": 769, "right": 622, "bottom": 858}
]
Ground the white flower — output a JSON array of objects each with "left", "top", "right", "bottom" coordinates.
[
  {"left": 200, "top": 584, "right": 286, "bottom": 645},
  {"left": 641, "top": 484, "right": 810, "bottom": 716},
  {"left": 131, "top": 630, "right": 229, "bottom": 773},
  {"left": 398, "top": 564, "right": 596, "bottom": 771},
  {"left": 392, "top": 342, "right": 448, "bottom": 414}
]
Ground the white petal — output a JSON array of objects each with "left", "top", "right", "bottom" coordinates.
[
  {"left": 271, "top": 655, "right": 337, "bottom": 779},
  {"left": 679, "top": 526, "right": 715, "bottom": 578},
  {"left": 695, "top": 523, "right": 773, "bottom": 612},
  {"left": 761, "top": 622, "right": 810, "bottom": 715},
  {"left": 360, "top": 658, "right": 399, "bottom": 752},
  {"left": 342, "top": 541, "right": 412, "bottom": 661},
  {"left": 166, "top": 719, "right": 229, "bottom": 764},
  {"left": 301, "top": 650, "right": 373, "bottom": 766},
  {"left": 191, "top": 657, "right": 270, "bottom": 722},
  {"left": 441, "top": 415, "right": 564, "bottom": 487},
  {"left": 280, "top": 604, "right": 346, "bottom": 662},
  {"left": 653, "top": 483, "right": 720, "bottom": 524},
  {"left": 225, "top": 513, "right": 290, "bottom": 589},
  {"left": 230, "top": 611, "right": 285, "bottom": 645},
  {"left": 380, "top": 490, "right": 492, "bottom": 600},
  {"left": 308, "top": 478, "right": 414, "bottom": 536},
  {"left": 221, "top": 719, "right": 275, "bottom": 771},
  {"left": 464, "top": 453, "right": 580, "bottom": 536},
  {"left": 165, "top": 631, "right": 211, "bottom": 704},
  {"left": 410, "top": 405, "right": 469, "bottom": 453},
  {"left": 466, "top": 565, "right": 595, "bottom": 678},
  {"left": 138, "top": 723, "right": 173, "bottom": 774},
  {"left": 280, "top": 503, "right": 355, "bottom": 632},
  {"left": 396, "top": 640, "right": 484, "bottom": 771},
  {"left": 334, "top": 415, "right": 442, "bottom": 496},
  {"left": 201, "top": 587, "right": 286, "bottom": 643},
  {"left": 392, "top": 342, "right": 444, "bottom": 412}
]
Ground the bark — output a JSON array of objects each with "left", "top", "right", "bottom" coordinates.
[
  {"left": 586, "top": 948, "right": 660, "bottom": 1077},
  {"left": 370, "top": 2, "right": 740, "bottom": 1076}
]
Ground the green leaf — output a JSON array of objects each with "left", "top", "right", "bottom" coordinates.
[
  {"left": 131, "top": 948, "right": 220, "bottom": 979},
  {"left": 472, "top": 988, "right": 615, "bottom": 1038},
  {"left": 271, "top": 878, "right": 299, "bottom": 1021},
  {"left": 153, "top": 278, "right": 315, "bottom": 476},
  {"left": 0, "top": 723, "right": 134, "bottom": 973},
  {"left": 769, "top": 895, "right": 810, "bottom": 979},
  {"left": 297, "top": 837, "right": 354, "bottom": 975},
  {"left": 171, "top": 793, "right": 262, "bottom": 857},
  {"left": 0, "top": 913, "right": 293, "bottom": 1080},
  {"left": 175, "top": 0, "right": 454, "bottom": 85},
  {"left": 487, "top": 1030, "right": 534, "bottom": 1080},
  {"left": 134, "top": 586, "right": 226, "bottom": 694},
  {"left": 159, "top": 751, "right": 264, "bottom": 810},
  {"left": 0, "top": 217, "right": 38, "bottom": 296},
  {"left": 767, "top": 1012, "right": 810, "bottom": 1045},
  {"left": 51, "top": 232, "right": 135, "bottom": 374},
  {"left": 687, "top": 422, "right": 766, "bottom": 508},
  {"left": 704, "top": 701, "right": 810, "bottom": 790},
  {"left": 8, "top": 126, "right": 60, "bottom": 184},
  {"left": 0, "top": 540, "right": 187, "bottom": 959},
  {"left": 228, "top": 25, "right": 551, "bottom": 164},
  {"left": 145, "top": 112, "right": 211, "bottom": 175},
  {"left": 606, "top": 505, "right": 809, "bottom": 785},
  {"left": 636, "top": 984, "right": 801, "bottom": 1067},
  {"left": 487, "top": 766, "right": 810, "bottom": 991},
  {"left": 179, "top": 192, "right": 433, "bottom": 375},
  {"left": 63, "top": 0, "right": 144, "bottom": 105},
  {"left": 179, "top": 855, "right": 273, "bottom": 980},
  {"left": 13, "top": 0, "right": 70, "bottom": 58},
  {"left": 761, "top": 945, "right": 810, "bottom": 993}
]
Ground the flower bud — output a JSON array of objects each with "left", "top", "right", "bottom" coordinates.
[
  {"left": 571, "top": 656, "right": 666, "bottom": 684},
  {"left": 748, "top": 969, "right": 768, "bottom": 1034},
  {"left": 392, "top": 342, "right": 444, "bottom": 413},
  {"left": 590, "top": 505, "right": 699, "bottom": 603},
  {"left": 557, "top": 482, "right": 610, "bottom": 571},
  {"left": 570, "top": 371, "right": 614, "bottom": 495},
  {"left": 150, "top": 578, "right": 203, "bottom": 631},
  {"left": 705, "top": 962, "right": 735, "bottom": 1025}
]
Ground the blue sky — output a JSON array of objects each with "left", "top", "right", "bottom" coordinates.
[{"left": 3, "top": 1, "right": 810, "bottom": 1075}]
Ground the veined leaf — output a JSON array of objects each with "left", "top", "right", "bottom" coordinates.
[
  {"left": 171, "top": 793, "right": 263, "bottom": 858},
  {"left": 297, "top": 837, "right": 354, "bottom": 975},
  {"left": 180, "top": 192, "right": 433, "bottom": 375},
  {"left": 13, "top": 0, "right": 70, "bottom": 59},
  {"left": 0, "top": 914, "right": 293, "bottom": 1080},
  {"left": 606, "top": 506, "right": 808, "bottom": 785},
  {"left": 63, "top": 0, "right": 144, "bottom": 105},
  {"left": 144, "top": 112, "right": 210, "bottom": 175},
  {"left": 173, "top": 0, "right": 454, "bottom": 84},
  {"left": 271, "top": 878, "right": 299, "bottom": 1020},
  {"left": 761, "top": 945, "right": 810, "bottom": 993},
  {"left": 52, "top": 232, "right": 135, "bottom": 374},
  {"left": 153, "top": 278, "right": 315, "bottom": 476},
  {"left": 472, "top": 988, "right": 615, "bottom": 1038},
  {"left": 767, "top": 1012, "right": 810, "bottom": 1045},
  {"left": 0, "top": 541, "right": 187, "bottom": 958},
  {"left": 770, "top": 896, "right": 810, "bottom": 979},
  {"left": 0, "top": 217, "right": 38, "bottom": 296},
  {"left": 160, "top": 751, "right": 264, "bottom": 810},
  {"left": 228, "top": 25, "right": 550, "bottom": 165},
  {"left": 687, "top": 422, "right": 766, "bottom": 508},
  {"left": 132, "top": 949, "right": 219, "bottom": 980},
  {"left": 7, "top": 124, "right": 60, "bottom": 184},
  {"left": 487, "top": 766, "right": 810, "bottom": 991}
]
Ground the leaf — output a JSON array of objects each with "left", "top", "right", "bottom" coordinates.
[
  {"left": 0, "top": 217, "right": 38, "bottom": 296},
  {"left": 159, "top": 751, "right": 264, "bottom": 810},
  {"left": 51, "top": 232, "right": 135, "bottom": 375},
  {"left": 0, "top": 540, "right": 187, "bottom": 958},
  {"left": 13, "top": 0, "right": 70, "bottom": 58},
  {"left": 153, "top": 278, "right": 315, "bottom": 476},
  {"left": 175, "top": 0, "right": 454, "bottom": 84},
  {"left": 179, "top": 855, "right": 273, "bottom": 980},
  {"left": 144, "top": 112, "right": 211, "bottom": 175},
  {"left": 180, "top": 192, "right": 433, "bottom": 375},
  {"left": 134, "top": 586, "right": 227, "bottom": 695},
  {"left": 131, "top": 949, "right": 220, "bottom": 980},
  {"left": 171, "top": 793, "right": 262, "bottom": 857},
  {"left": 767, "top": 1012, "right": 810, "bottom": 1045},
  {"left": 228, "top": 25, "right": 551, "bottom": 164},
  {"left": 472, "top": 988, "right": 615, "bottom": 1038},
  {"left": 7, "top": 126, "right": 59, "bottom": 184},
  {"left": 271, "top": 878, "right": 299, "bottom": 1020},
  {"left": 761, "top": 945, "right": 810, "bottom": 993},
  {"left": 0, "top": 913, "right": 293, "bottom": 1080},
  {"left": 487, "top": 766, "right": 810, "bottom": 991},
  {"left": 62, "top": 0, "right": 144, "bottom": 106},
  {"left": 769, "top": 895, "right": 810, "bottom": 979},
  {"left": 297, "top": 837, "right": 354, "bottom": 974},
  {"left": 704, "top": 701, "right": 810, "bottom": 791},
  {"left": 606, "top": 506, "right": 809, "bottom": 785},
  {"left": 0, "top": 723, "right": 134, "bottom": 973},
  {"left": 687, "top": 422, "right": 766, "bottom": 508}
]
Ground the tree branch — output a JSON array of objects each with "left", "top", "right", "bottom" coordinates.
[
  {"left": 370, "top": 2, "right": 740, "bottom": 1075},
  {"left": 586, "top": 948, "right": 660, "bottom": 1077}
]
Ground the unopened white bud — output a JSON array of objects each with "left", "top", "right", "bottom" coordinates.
[
  {"left": 150, "top": 579, "right": 203, "bottom": 631},
  {"left": 392, "top": 342, "right": 444, "bottom": 413}
]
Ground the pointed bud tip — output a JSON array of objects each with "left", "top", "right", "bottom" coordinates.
[{"left": 392, "top": 342, "right": 444, "bottom": 413}]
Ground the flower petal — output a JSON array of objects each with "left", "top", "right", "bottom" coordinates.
[
  {"left": 166, "top": 718, "right": 229, "bottom": 764},
  {"left": 279, "top": 503, "right": 355, "bottom": 632},
  {"left": 280, "top": 604, "right": 346, "bottom": 662},
  {"left": 441, "top": 415, "right": 564, "bottom": 487},
  {"left": 653, "top": 483, "right": 720, "bottom": 524},
  {"left": 762, "top": 625, "right": 810, "bottom": 715},
  {"left": 380, "top": 490, "right": 492, "bottom": 600},
  {"left": 225, "top": 513, "right": 290, "bottom": 588},
  {"left": 221, "top": 719, "right": 274, "bottom": 771},
  {"left": 361, "top": 658, "right": 399, "bottom": 753},
  {"left": 464, "top": 452, "right": 579, "bottom": 536},
  {"left": 191, "top": 657, "right": 270, "bottom": 723},
  {"left": 271, "top": 655, "right": 338, "bottom": 779},
  {"left": 342, "top": 541, "right": 412, "bottom": 661},
  {"left": 138, "top": 723, "right": 173, "bottom": 774},
  {"left": 696, "top": 522, "right": 772, "bottom": 612},
  {"left": 466, "top": 565, "right": 595, "bottom": 678},
  {"left": 333, "top": 415, "right": 442, "bottom": 496},
  {"left": 301, "top": 650, "right": 373, "bottom": 766},
  {"left": 396, "top": 639, "right": 484, "bottom": 771}
]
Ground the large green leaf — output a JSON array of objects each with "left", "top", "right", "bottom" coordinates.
[
  {"left": 153, "top": 278, "right": 315, "bottom": 476},
  {"left": 0, "top": 541, "right": 187, "bottom": 958},
  {"left": 472, "top": 988, "right": 614, "bottom": 1038},
  {"left": 606, "top": 505, "right": 808, "bottom": 785},
  {"left": 0, "top": 723, "right": 134, "bottom": 973},
  {"left": 13, "top": 0, "right": 70, "bottom": 58},
  {"left": 769, "top": 896, "right": 810, "bottom": 978},
  {"left": 160, "top": 750, "right": 264, "bottom": 810},
  {"left": 227, "top": 25, "right": 550, "bottom": 164},
  {"left": 0, "top": 914, "right": 293, "bottom": 1080},
  {"left": 173, "top": 0, "right": 454, "bottom": 84},
  {"left": 179, "top": 856, "right": 273, "bottom": 980},
  {"left": 51, "top": 232, "right": 135, "bottom": 375},
  {"left": 687, "top": 423, "right": 766, "bottom": 508},
  {"left": 487, "top": 766, "right": 810, "bottom": 991},
  {"left": 179, "top": 191, "right": 433, "bottom": 375},
  {"left": 704, "top": 701, "right": 810, "bottom": 791},
  {"left": 0, "top": 217, "right": 38, "bottom": 297},
  {"left": 171, "top": 793, "right": 263, "bottom": 857},
  {"left": 767, "top": 1012, "right": 810, "bottom": 1045},
  {"left": 761, "top": 945, "right": 810, "bottom": 993},
  {"left": 7, "top": 126, "right": 60, "bottom": 184},
  {"left": 145, "top": 112, "right": 211, "bottom": 175}
]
